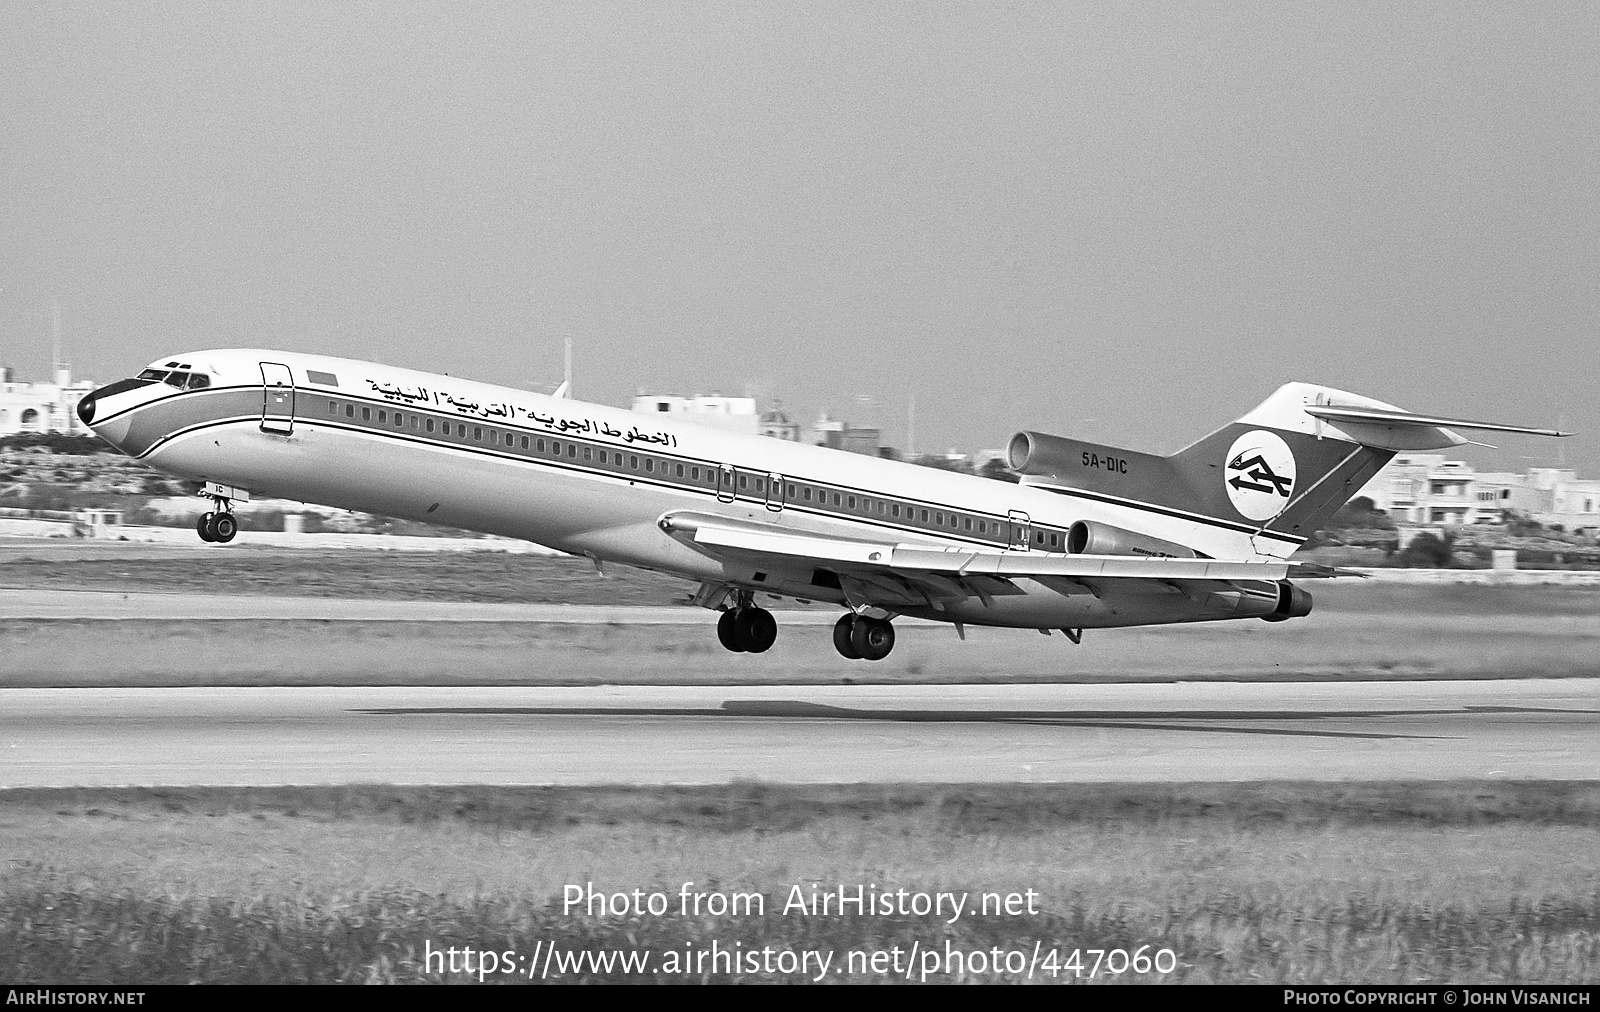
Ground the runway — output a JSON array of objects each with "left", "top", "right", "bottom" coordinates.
[{"left": 3, "top": 680, "right": 1595, "bottom": 787}]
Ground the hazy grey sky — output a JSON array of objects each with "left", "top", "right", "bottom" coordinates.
[{"left": 4, "top": 3, "right": 1596, "bottom": 473}]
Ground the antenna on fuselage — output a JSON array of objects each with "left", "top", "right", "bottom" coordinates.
[{"left": 552, "top": 335, "right": 573, "bottom": 399}]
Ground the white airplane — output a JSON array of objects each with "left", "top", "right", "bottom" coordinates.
[{"left": 77, "top": 350, "right": 1568, "bottom": 661}]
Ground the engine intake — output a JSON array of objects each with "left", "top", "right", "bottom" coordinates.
[
  {"left": 1066, "top": 520, "right": 1197, "bottom": 559},
  {"left": 1261, "top": 580, "right": 1313, "bottom": 622}
]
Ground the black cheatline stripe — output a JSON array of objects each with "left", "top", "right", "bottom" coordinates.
[
  {"left": 144, "top": 415, "right": 1027, "bottom": 552},
  {"left": 1033, "top": 485, "right": 1304, "bottom": 545}
]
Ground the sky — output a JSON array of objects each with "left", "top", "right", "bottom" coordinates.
[{"left": 3, "top": 3, "right": 1596, "bottom": 473}]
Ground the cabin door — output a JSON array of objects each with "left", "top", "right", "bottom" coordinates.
[
  {"left": 260, "top": 362, "right": 295, "bottom": 435},
  {"left": 1007, "top": 510, "right": 1032, "bottom": 551}
]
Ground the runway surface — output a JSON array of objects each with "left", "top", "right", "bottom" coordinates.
[{"left": 3, "top": 680, "right": 1596, "bottom": 787}]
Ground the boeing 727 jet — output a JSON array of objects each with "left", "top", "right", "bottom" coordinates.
[{"left": 77, "top": 351, "right": 1568, "bottom": 660}]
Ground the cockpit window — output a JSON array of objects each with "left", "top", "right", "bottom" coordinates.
[{"left": 137, "top": 368, "right": 208, "bottom": 390}]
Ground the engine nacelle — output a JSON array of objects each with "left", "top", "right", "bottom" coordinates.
[
  {"left": 1066, "top": 520, "right": 1198, "bottom": 559},
  {"left": 1260, "top": 580, "right": 1313, "bottom": 622}
]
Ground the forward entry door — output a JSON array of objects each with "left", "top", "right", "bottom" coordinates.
[{"left": 260, "top": 362, "right": 295, "bottom": 435}]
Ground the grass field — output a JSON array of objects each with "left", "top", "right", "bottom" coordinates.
[{"left": 3, "top": 783, "right": 1596, "bottom": 983}]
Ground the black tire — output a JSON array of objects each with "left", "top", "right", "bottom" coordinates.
[
  {"left": 211, "top": 513, "right": 238, "bottom": 543},
  {"left": 196, "top": 512, "right": 216, "bottom": 543},
  {"left": 738, "top": 607, "right": 777, "bottom": 653},
  {"left": 717, "top": 609, "right": 747, "bottom": 652},
  {"left": 833, "top": 614, "right": 862, "bottom": 659},
  {"left": 850, "top": 617, "right": 895, "bottom": 661}
]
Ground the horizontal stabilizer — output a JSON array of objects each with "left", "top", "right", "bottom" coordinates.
[{"left": 1305, "top": 405, "right": 1571, "bottom": 438}]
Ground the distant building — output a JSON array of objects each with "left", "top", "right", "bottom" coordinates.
[
  {"left": 0, "top": 365, "right": 96, "bottom": 436},
  {"left": 758, "top": 404, "right": 800, "bottom": 442},
  {"left": 630, "top": 393, "right": 758, "bottom": 435},
  {"left": 803, "top": 411, "right": 880, "bottom": 456},
  {"left": 1357, "top": 454, "right": 1600, "bottom": 535}
]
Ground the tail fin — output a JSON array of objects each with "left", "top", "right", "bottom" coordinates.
[{"left": 1010, "top": 382, "right": 1570, "bottom": 551}]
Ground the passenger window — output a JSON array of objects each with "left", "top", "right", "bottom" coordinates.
[
  {"left": 537, "top": 439, "right": 545, "bottom": 452},
  {"left": 521, "top": 436, "right": 529, "bottom": 449},
  {"left": 646, "top": 459, "right": 654, "bottom": 472},
  {"left": 328, "top": 401, "right": 337, "bottom": 414},
  {"left": 379, "top": 411, "right": 387, "bottom": 423},
  {"left": 442, "top": 422, "right": 450, "bottom": 435},
  {"left": 675, "top": 464, "right": 684, "bottom": 477},
  {"left": 1048, "top": 532, "right": 1057, "bottom": 547},
  {"left": 397, "top": 414, "right": 405, "bottom": 427},
  {"left": 583, "top": 447, "right": 591, "bottom": 460},
  {"left": 630, "top": 455, "right": 638, "bottom": 469},
  {"left": 691, "top": 466, "right": 699, "bottom": 480},
  {"left": 755, "top": 479, "right": 765, "bottom": 493},
  {"left": 346, "top": 405, "right": 355, "bottom": 417},
  {"left": 567, "top": 444, "right": 576, "bottom": 458},
  {"left": 426, "top": 419, "right": 434, "bottom": 432},
  {"left": 891, "top": 505, "right": 899, "bottom": 518},
  {"left": 833, "top": 493, "right": 841, "bottom": 506},
  {"left": 473, "top": 427, "right": 482, "bottom": 441},
  {"left": 787, "top": 484, "right": 796, "bottom": 497},
  {"left": 553, "top": 441, "right": 562, "bottom": 454},
  {"left": 978, "top": 521, "right": 986, "bottom": 534},
  {"left": 362, "top": 407, "right": 371, "bottom": 421},
  {"left": 739, "top": 475, "right": 748, "bottom": 489},
  {"left": 848, "top": 496, "right": 856, "bottom": 509},
  {"left": 803, "top": 488, "right": 812, "bottom": 501},
  {"left": 410, "top": 416, "right": 418, "bottom": 429},
  {"left": 920, "top": 510, "right": 929, "bottom": 523},
  {"left": 598, "top": 449, "right": 606, "bottom": 464},
  {"left": 965, "top": 518, "right": 973, "bottom": 531}
]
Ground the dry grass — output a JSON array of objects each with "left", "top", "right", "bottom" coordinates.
[{"left": 3, "top": 784, "right": 1597, "bottom": 983}]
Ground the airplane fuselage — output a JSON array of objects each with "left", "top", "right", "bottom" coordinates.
[{"left": 80, "top": 349, "right": 1312, "bottom": 641}]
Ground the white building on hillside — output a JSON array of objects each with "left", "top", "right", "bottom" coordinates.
[
  {"left": 1357, "top": 454, "right": 1600, "bottom": 535},
  {"left": 0, "top": 365, "right": 96, "bottom": 436},
  {"left": 631, "top": 393, "right": 758, "bottom": 435}
]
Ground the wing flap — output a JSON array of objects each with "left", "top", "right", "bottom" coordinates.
[{"left": 661, "top": 511, "right": 1316, "bottom": 594}]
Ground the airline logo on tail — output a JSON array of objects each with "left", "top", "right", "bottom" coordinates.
[{"left": 1225, "top": 430, "right": 1296, "bottom": 521}]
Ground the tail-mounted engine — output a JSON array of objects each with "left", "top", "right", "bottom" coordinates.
[
  {"left": 1066, "top": 520, "right": 1197, "bottom": 560},
  {"left": 1261, "top": 580, "right": 1314, "bottom": 622}
]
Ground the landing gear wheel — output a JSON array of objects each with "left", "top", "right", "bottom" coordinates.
[
  {"left": 832, "top": 614, "right": 862, "bottom": 659},
  {"left": 717, "top": 609, "right": 747, "bottom": 652},
  {"left": 197, "top": 512, "right": 217, "bottom": 543},
  {"left": 209, "top": 513, "right": 238, "bottom": 543},
  {"left": 737, "top": 607, "right": 777, "bottom": 654},
  {"left": 850, "top": 616, "right": 895, "bottom": 661}
]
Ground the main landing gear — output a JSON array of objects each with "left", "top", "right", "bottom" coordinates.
[
  {"left": 716, "top": 604, "right": 778, "bottom": 654},
  {"left": 833, "top": 613, "right": 895, "bottom": 661}
]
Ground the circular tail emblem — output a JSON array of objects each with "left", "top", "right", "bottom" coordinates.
[{"left": 1225, "top": 430, "right": 1296, "bottom": 521}]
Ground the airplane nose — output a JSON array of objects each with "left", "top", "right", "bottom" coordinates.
[{"left": 77, "top": 392, "right": 98, "bottom": 425}]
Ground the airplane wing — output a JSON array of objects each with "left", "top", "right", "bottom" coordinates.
[{"left": 659, "top": 512, "right": 1337, "bottom": 610}]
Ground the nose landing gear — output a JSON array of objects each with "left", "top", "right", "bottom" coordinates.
[
  {"left": 833, "top": 613, "right": 895, "bottom": 661},
  {"left": 196, "top": 510, "right": 238, "bottom": 544},
  {"left": 196, "top": 483, "right": 249, "bottom": 544}
]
